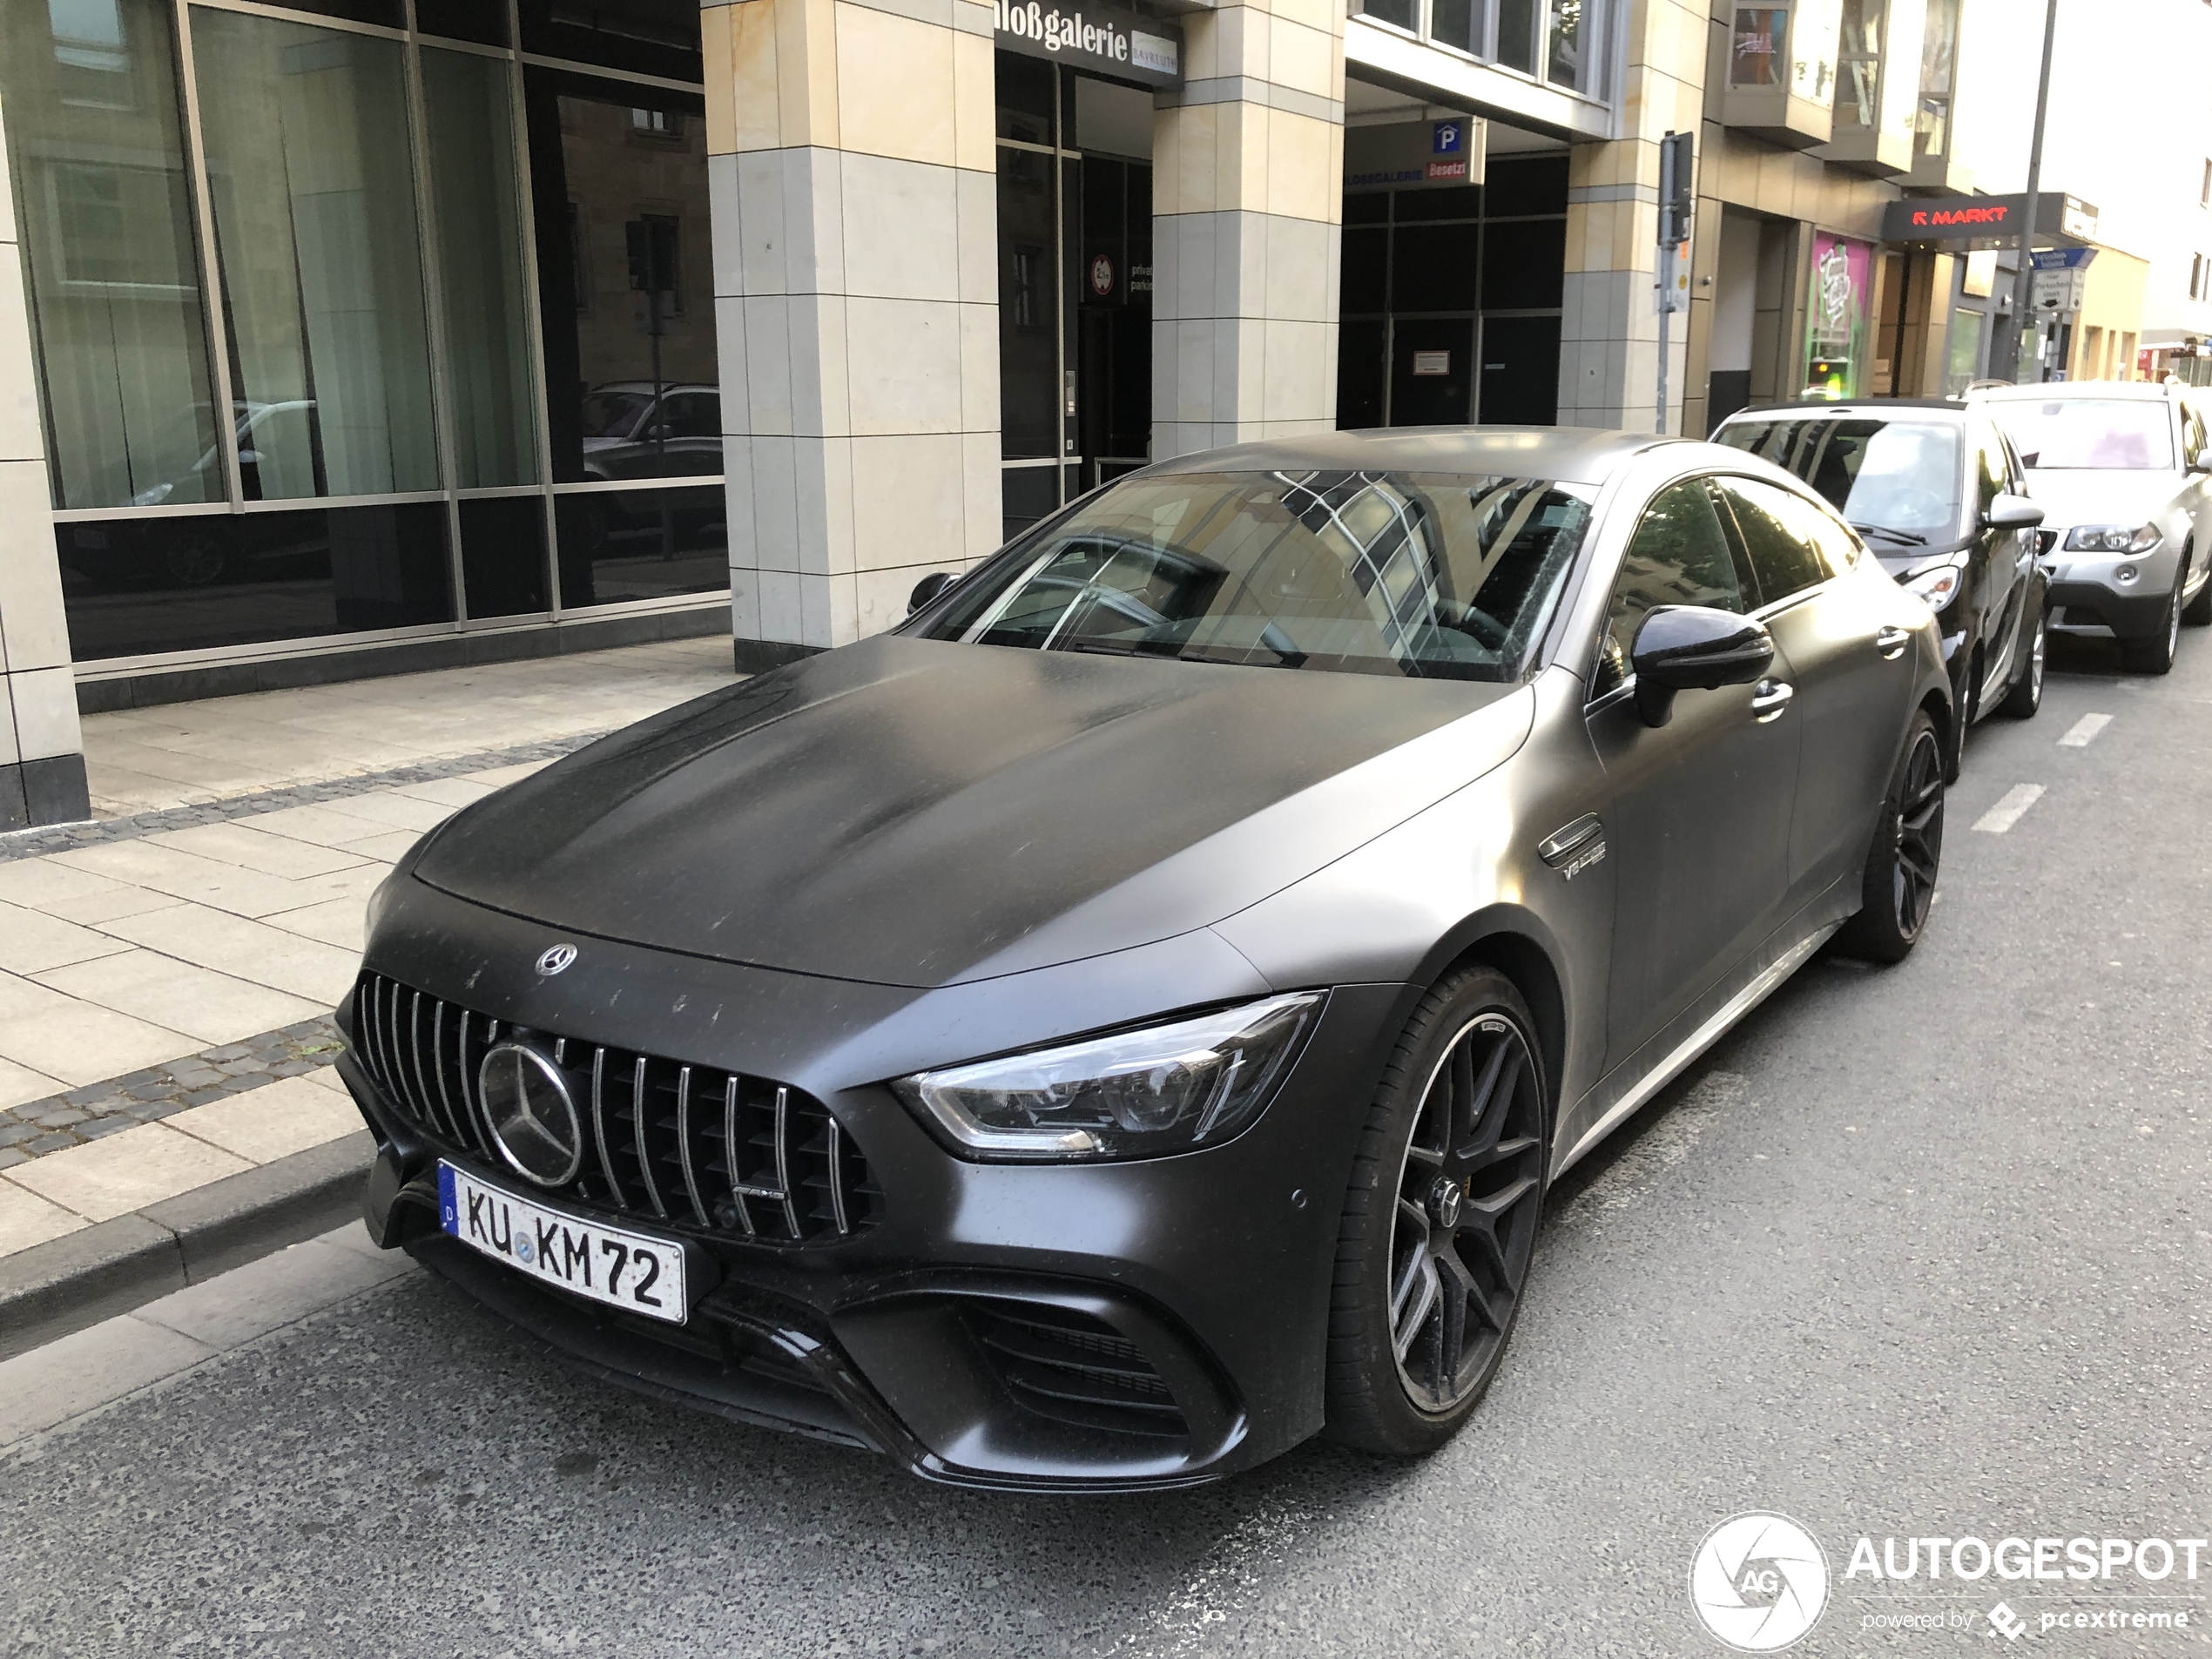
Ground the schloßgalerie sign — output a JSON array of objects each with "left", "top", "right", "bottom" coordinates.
[{"left": 994, "top": 0, "right": 1184, "bottom": 87}]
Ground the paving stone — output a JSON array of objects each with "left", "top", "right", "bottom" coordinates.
[
  {"left": 0, "top": 1123, "right": 37, "bottom": 1149},
  {"left": 25, "top": 1134, "right": 75, "bottom": 1155},
  {"left": 78, "top": 1116, "right": 140, "bottom": 1141},
  {"left": 32, "top": 1109, "right": 88, "bottom": 1130},
  {"left": 0, "top": 1149, "right": 27, "bottom": 1170}
]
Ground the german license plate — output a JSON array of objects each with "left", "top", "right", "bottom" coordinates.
[{"left": 438, "top": 1161, "right": 687, "bottom": 1325}]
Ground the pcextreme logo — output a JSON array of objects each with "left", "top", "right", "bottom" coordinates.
[{"left": 1690, "top": 1513, "right": 1831, "bottom": 1651}]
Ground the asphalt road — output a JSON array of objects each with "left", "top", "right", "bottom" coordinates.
[{"left": 4, "top": 628, "right": 2209, "bottom": 1658}]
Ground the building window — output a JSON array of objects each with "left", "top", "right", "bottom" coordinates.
[
  {"left": 1357, "top": 0, "right": 1603, "bottom": 98},
  {"left": 1731, "top": 7, "right": 1788, "bottom": 86},
  {"left": 0, "top": 0, "right": 723, "bottom": 663}
]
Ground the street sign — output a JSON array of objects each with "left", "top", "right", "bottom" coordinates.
[{"left": 2030, "top": 266, "right": 2087, "bottom": 314}]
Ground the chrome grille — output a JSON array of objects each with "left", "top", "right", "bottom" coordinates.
[{"left": 350, "top": 972, "right": 879, "bottom": 1246}]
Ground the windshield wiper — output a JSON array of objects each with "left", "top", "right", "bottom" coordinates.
[{"left": 1851, "top": 522, "right": 1928, "bottom": 547}]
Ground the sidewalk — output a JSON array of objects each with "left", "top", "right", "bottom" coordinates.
[{"left": 0, "top": 637, "right": 737, "bottom": 1352}]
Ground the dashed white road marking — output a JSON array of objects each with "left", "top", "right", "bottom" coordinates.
[
  {"left": 2058, "top": 713, "right": 2112, "bottom": 748},
  {"left": 1973, "top": 784, "right": 2045, "bottom": 834},
  {"left": 1557, "top": 1070, "right": 1749, "bottom": 1227}
]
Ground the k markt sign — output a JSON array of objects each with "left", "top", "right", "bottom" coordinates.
[{"left": 993, "top": 0, "right": 1184, "bottom": 86}]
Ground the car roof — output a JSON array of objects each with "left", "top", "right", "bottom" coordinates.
[
  {"left": 1972, "top": 381, "right": 2175, "bottom": 401},
  {"left": 1720, "top": 398, "right": 1966, "bottom": 419},
  {"left": 1143, "top": 425, "right": 1686, "bottom": 487}
]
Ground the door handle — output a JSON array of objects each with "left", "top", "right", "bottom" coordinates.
[
  {"left": 1874, "top": 624, "right": 1911, "bottom": 659},
  {"left": 1751, "top": 678, "right": 1794, "bottom": 722}
]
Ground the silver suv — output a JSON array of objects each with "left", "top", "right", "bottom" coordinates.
[{"left": 1972, "top": 382, "right": 2212, "bottom": 674}]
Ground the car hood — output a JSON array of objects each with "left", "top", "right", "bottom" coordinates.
[
  {"left": 2021, "top": 469, "right": 2181, "bottom": 529},
  {"left": 412, "top": 635, "right": 1536, "bottom": 988}
]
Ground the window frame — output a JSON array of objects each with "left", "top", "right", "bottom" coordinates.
[{"left": 1582, "top": 469, "right": 1758, "bottom": 711}]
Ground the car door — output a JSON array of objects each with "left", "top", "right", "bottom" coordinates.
[
  {"left": 1966, "top": 414, "right": 2031, "bottom": 694},
  {"left": 1587, "top": 474, "right": 1799, "bottom": 1071},
  {"left": 2181, "top": 400, "right": 2212, "bottom": 578},
  {"left": 1713, "top": 474, "right": 1911, "bottom": 911}
]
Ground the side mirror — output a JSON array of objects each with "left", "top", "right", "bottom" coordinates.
[
  {"left": 1986, "top": 493, "right": 2044, "bottom": 530},
  {"left": 2191, "top": 447, "right": 2212, "bottom": 475},
  {"left": 907, "top": 570, "right": 957, "bottom": 614},
  {"left": 1629, "top": 605, "right": 1776, "bottom": 729}
]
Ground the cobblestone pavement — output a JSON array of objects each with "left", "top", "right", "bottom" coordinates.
[
  {"left": 0, "top": 1015, "right": 344, "bottom": 1171},
  {"left": 0, "top": 734, "right": 602, "bottom": 864}
]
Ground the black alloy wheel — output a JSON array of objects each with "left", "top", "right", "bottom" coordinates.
[
  {"left": 1999, "top": 602, "right": 2046, "bottom": 718},
  {"left": 1838, "top": 710, "right": 1945, "bottom": 963},
  {"left": 1327, "top": 968, "right": 1547, "bottom": 1453}
]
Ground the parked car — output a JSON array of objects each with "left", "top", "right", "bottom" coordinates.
[
  {"left": 1970, "top": 381, "right": 2212, "bottom": 674},
  {"left": 579, "top": 381, "right": 722, "bottom": 481},
  {"left": 1714, "top": 398, "right": 2048, "bottom": 738},
  {"left": 341, "top": 428, "right": 1952, "bottom": 1491}
]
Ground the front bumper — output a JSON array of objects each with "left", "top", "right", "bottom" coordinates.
[
  {"left": 2045, "top": 577, "right": 2168, "bottom": 639},
  {"left": 341, "top": 877, "right": 1405, "bottom": 1492}
]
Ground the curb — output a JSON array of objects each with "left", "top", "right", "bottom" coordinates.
[{"left": 0, "top": 1131, "right": 377, "bottom": 1362}]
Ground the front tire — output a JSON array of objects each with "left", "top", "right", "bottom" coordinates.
[
  {"left": 1836, "top": 711, "right": 1945, "bottom": 963},
  {"left": 1325, "top": 968, "right": 1547, "bottom": 1457},
  {"left": 1998, "top": 600, "right": 2046, "bottom": 718},
  {"left": 2121, "top": 572, "right": 2182, "bottom": 675}
]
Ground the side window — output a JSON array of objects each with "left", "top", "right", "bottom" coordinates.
[
  {"left": 1715, "top": 475, "right": 1843, "bottom": 604},
  {"left": 1968, "top": 419, "right": 2006, "bottom": 510},
  {"left": 2183, "top": 401, "right": 2209, "bottom": 465},
  {"left": 1591, "top": 478, "right": 1750, "bottom": 700}
]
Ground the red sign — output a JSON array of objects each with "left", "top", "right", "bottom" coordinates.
[
  {"left": 1089, "top": 253, "right": 1115, "bottom": 298},
  {"left": 1908, "top": 204, "right": 2009, "bottom": 228},
  {"left": 1426, "top": 158, "right": 1468, "bottom": 183}
]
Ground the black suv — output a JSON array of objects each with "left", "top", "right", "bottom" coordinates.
[{"left": 1714, "top": 399, "right": 2048, "bottom": 754}]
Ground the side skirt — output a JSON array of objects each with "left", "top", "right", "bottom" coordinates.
[{"left": 1550, "top": 918, "right": 1843, "bottom": 1178}]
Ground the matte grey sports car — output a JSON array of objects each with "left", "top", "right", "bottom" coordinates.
[{"left": 342, "top": 428, "right": 1952, "bottom": 1492}]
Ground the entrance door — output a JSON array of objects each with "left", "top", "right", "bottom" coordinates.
[
  {"left": 1389, "top": 319, "right": 1476, "bottom": 425},
  {"left": 1477, "top": 314, "right": 1561, "bottom": 425},
  {"left": 1075, "top": 153, "right": 1152, "bottom": 492}
]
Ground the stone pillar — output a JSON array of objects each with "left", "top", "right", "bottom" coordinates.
[
  {"left": 703, "top": 0, "right": 1002, "bottom": 658},
  {"left": 0, "top": 90, "right": 87, "bottom": 829},
  {"left": 1150, "top": 0, "right": 1345, "bottom": 459},
  {"left": 1556, "top": 0, "right": 1708, "bottom": 434}
]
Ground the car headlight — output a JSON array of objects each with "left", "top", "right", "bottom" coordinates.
[
  {"left": 1901, "top": 564, "right": 1963, "bottom": 610},
  {"left": 893, "top": 993, "right": 1323, "bottom": 1161},
  {"left": 2064, "top": 523, "right": 2161, "bottom": 554}
]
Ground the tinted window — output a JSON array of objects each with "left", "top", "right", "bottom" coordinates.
[
  {"left": 1717, "top": 416, "right": 1961, "bottom": 540},
  {"left": 912, "top": 469, "right": 1596, "bottom": 683},
  {"left": 1969, "top": 419, "right": 2006, "bottom": 512},
  {"left": 1716, "top": 476, "right": 1846, "bottom": 604},
  {"left": 1592, "top": 478, "right": 1746, "bottom": 699},
  {"left": 1985, "top": 399, "right": 2175, "bottom": 470}
]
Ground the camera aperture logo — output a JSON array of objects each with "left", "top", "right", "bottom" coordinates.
[{"left": 1691, "top": 1513, "right": 1831, "bottom": 1651}]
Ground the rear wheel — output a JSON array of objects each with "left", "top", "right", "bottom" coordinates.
[
  {"left": 1836, "top": 711, "right": 1945, "bottom": 964},
  {"left": 1326, "top": 968, "right": 1546, "bottom": 1456},
  {"left": 2122, "top": 572, "right": 2183, "bottom": 675},
  {"left": 1999, "top": 601, "right": 2046, "bottom": 718}
]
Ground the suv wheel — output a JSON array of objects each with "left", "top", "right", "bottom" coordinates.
[
  {"left": 2122, "top": 572, "right": 2183, "bottom": 675},
  {"left": 1326, "top": 968, "right": 1546, "bottom": 1456}
]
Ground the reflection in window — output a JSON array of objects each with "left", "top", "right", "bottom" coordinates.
[
  {"left": 2, "top": 0, "right": 221, "bottom": 507},
  {"left": 423, "top": 44, "right": 537, "bottom": 488},
  {"left": 1497, "top": 0, "right": 1537, "bottom": 71},
  {"left": 917, "top": 469, "right": 1594, "bottom": 682},
  {"left": 555, "top": 484, "right": 727, "bottom": 609},
  {"left": 1916, "top": 0, "right": 1959, "bottom": 158},
  {"left": 55, "top": 500, "right": 452, "bottom": 658},
  {"left": 191, "top": 7, "right": 440, "bottom": 499},
  {"left": 1595, "top": 479, "right": 1743, "bottom": 698},
  {"left": 1547, "top": 0, "right": 1582, "bottom": 90},
  {"left": 525, "top": 71, "right": 718, "bottom": 482},
  {"left": 1837, "top": 0, "right": 1880, "bottom": 130},
  {"left": 1730, "top": 6, "right": 1786, "bottom": 86}
]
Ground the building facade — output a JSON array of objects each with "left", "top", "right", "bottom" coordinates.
[{"left": 0, "top": 0, "right": 2128, "bottom": 827}]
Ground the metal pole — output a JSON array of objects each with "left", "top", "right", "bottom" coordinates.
[
  {"left": 1656, "top": 244, "right": 1671, "bottom": 434},
  {"left": 1999, "top": 0, "right": 2060, "bottom": 383}
]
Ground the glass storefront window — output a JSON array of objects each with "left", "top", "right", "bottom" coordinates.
[
  {"left": 459, "top": 494, "right": 547, "bottom": 617},
  {"left": 554, "top": 485, "right": 726, "bottom": 609},
  {"left": 190, "top": 6, "right": 441, "bottom": 499},
  {"left": 422, "top": 44, "right": 536, "bottom": 487},
  {"left": 1, "top": 0, "right": 222, "bottom": 509},
  {"left": 56, "top": 499, "right": 452, "bottom": 658},
  {"left": 1943, "top": 308, "right": 1982, "bottom": 396},
  {"left": 415, "top": 0, "right": 506, "bottom": 47},
  {"left": 524, "top": 69, "right": 718, "bottom": 485},
  {"left": 1802, "top": 233, "right": 1871, "bottom": 399}
]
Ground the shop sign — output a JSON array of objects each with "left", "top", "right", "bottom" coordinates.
[
  {"left": 1881, "top": 192, "right": 2100, "bottom": 246},
  {"left": 994, "top": 0, "right": 1183, "bottom": 87},
  {"left": 1412, "top": 351, "right": 1451, "bottom": 377},
  {"left": 1803, "top": 233, "right": 1871, "bottom": 400}
]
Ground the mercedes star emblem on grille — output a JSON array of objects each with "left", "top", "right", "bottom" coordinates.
[
  {"left": 535, "top": 943, "right": 577, "bottom": 976},
  {"left": 478, "top": 1042, "right": 585, "bottom": 1187}
]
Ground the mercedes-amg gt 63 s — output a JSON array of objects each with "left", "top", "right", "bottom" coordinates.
[{"left": 341, "top": 428, "right": 1952, "bottom": 1492}]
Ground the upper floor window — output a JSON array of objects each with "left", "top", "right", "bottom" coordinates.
[{"left": 1359, "top": 0, "right": 1605, "bottom": 100}]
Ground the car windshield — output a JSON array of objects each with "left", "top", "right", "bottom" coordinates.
[
  {"left": 580, "top": 390, "right": 652, "bottom": 439},
  {"left": 910, "top": 469, "right": 1596, "bottom": 682},
  {"left": 1717, "top": 416, "right": 1961, "bottom": 540},
  {"left": 1985, "top": 399, "right": 2174, "bottom": 470}
]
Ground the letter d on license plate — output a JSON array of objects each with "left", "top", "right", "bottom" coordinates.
[{"left": 439, "top": 1161, "right": 687, "bottom": 1325}]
